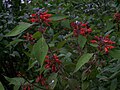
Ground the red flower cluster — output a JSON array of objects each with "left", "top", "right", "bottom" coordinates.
[
  {"left": 23, "top": 84, "right": 32, "bottom": 90},
  {"left": 90, "top": 36, "right": 115, "bottom": 53},
  {"left": 23, "top": 33, "right": 35, "bottom": 44},
  {"left": 44, "top": 54, "right": 61, "bottom": 72},
  {"left": 30, "top": 11, "right": 52, "bottom": 26},
  {"left": 71, "top": 21, "right": 92, "bottom": 37},
  {"left": 36, "top": 74, "right": 47, "bottom": 86},
  {"left": 35, "top": 74, "right": 49, "bottom": 89},
  {"left": 114, "top": 12, "right": 120, "bottom": 22}
]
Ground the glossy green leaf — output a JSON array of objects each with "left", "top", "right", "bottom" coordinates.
[
  {"left": 5, "top": 76, "right": 25, "bottom": 85},
  {"left": 109, "top": 50, "right": 120, "bottom": 59},
  {"left": 74, "top": 53, "right": 93, "bottom": 73},
  {"left": 50, "top": 15, "right": 68, "bottom": 21},
  {"left": 78, "top": 35, "right": 87, "bottom": 49},
  {"left": 0, "top": 82, "right": 4, "bottom": 90},
  {"left": 6, "top": 22, "right": 33, "bottom": 36},
  {"left": 47, "top": 73, "right": 57, "bottom": 90},
  {"left": 32, "top": 36, "right": 48, "bottom": 67},
  {"left": 5, "top": 77, "right": 25, "bottom": 90}
]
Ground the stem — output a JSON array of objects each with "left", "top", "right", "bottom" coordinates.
[{"left": 117, "top": 23, "right": 119, "bottom": 31}]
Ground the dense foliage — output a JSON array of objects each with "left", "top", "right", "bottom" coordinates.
[{"left": 1, "top": 0, "right": 120, "bottom": 90}]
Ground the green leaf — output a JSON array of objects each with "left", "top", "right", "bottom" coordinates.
[
  {"left": 78, "top": 35, "right": 87, "bottom": 49},
  {"left": 23, "top": 51, "right": 32, "bottom": 58},
  {"left": 64, "top": 32, "right": 73, "bottom": 39},
  {"left": 28, "top": 60, "right": 38, "bottom": 70},
  {"left": 105, "top": 29, "right": 114, "bottom": 36},
  {"left": 89, "top": 43, "right": 98, "bottom": 47},
  {"left": 5, "top": 77, "right": 25, "bottom": 85},
  {"left": 47, "top": 73, "right": 57, "bottom": 90},
  {"left": 61, "top": 19, "right": 70, "bottom": 28},
  {"left": 6, "top": 22, "right": 33, "bottom": 36},
  {"left": 57, "top": 40, "right": 67, "bottom": 49},
  {"left": 74, "top": 53, "right": 93, "bottom": 73},
  {"left": 68, "top": 79, "right": 80, "bottom": 90},
  {"left": 6, "top": 39, "right": 24, "bottom": 47},
  {"left": 14, "top": 85, "right": 21, "bottom": 90},
  {"left": 32, "top": 31, "right": 42, "bottom": 39},
  {"left": 5, "top": 77, "right": 25, "bottom": 90},
  {"left": 110, "top": 78, "right": 117, "bottom": 90},
  {"left": 105, "top": 21, "right": 115, "bottom": 31},
  {"left": 50, "top": 15, "right": 68, "bottom": 21},
  {"left": 82, "top": 81, "right": 89, "bottom": 90},
  {"left": 0, "top": 82, "right": 4, "bottom": 90},
  {"left": 109, "top": 50, "right": 120, "bottom": 59},
  {"left": 32, "top": 36, "right": 48, "bottom": 67}
]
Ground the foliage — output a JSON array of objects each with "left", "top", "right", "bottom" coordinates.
[{"left": 1, "top": 0, "right": 120, "bottom": 90}]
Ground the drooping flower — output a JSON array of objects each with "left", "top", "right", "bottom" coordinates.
[
  {"left": 90, "top": 35, "right": 115, "bottom": 53},
  {"left": 23, "top": 84, "right": 31, "bottom": 90},
  {"left": 71, "top": 21, "right": 92, "bottom": 37},
  {"left": 23, "top": 33, "right": 35, "bottom": 44},
  {"left": 114, "top": 12, "right": 120, "bottom": 22},
  {"left": 44, "top": 54, "right": 61, "bottom": 73},
  {"left": 35, "top": 74, "right": 48, "bottom": 89},
  {"left": 39, "top": 11, "right": 52, "bottom": 26},
  {"left": 30, "top": 10, "right": 52, "bottom": 26}
]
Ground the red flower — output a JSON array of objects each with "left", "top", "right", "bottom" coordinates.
[
  {"left": 30, "top": 11, "right": 52, "bottom": 26},
  {"left": 114, "top": 12, "right": 120, "bottom": 22},
  {"left": 44, "top": 54, "right": 61, "bottom": 72},
  {"left": 38, "top": 26, "right": 46, "bottom": 33},
  {"left": 31, "top": 14, "right": 36, "bottom": 17},
  {"left": 104, "top": 47, "right": 109, "bottom": 53},
  {"left": 23, "top": 33, "right": 35, "bottom": 44},
  {"left": 81, "top": 23, "right": 87, "bottom": 27},
  {"left": 71, "top": 21, "right": 92, "bottom": 37},
  {"left": 30, "top": 18, "right": 38, "bottom": 23},
  {"left": 52, "top": 64, "right": 57, "bottom": 72},
  {"left": 55, "top": 59, "right": 61, "bottom": 64},
  {"left": 90, "top": 36, "right": 115, "bottom": 53},
  {"left": 27, "top": 86, "right": 30, "bottom": 90},
  {"left": 23, "top": 85, "right": 31, "bottom": 90},
  {"left": 45, "top": 55, "right": 49, "bottom": 59},
  {"left": 35, "top": 74, "right": 47, "bottom": 88},
  {"left": 45, "top": 64, "right": 51, "bottom": 69},
  {"left": 90, "top": 40, "right": 97, "bottom": 43}
]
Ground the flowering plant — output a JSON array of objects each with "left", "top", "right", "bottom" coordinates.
[{"left": 1, "top": 0, "right": 120, "bottom": 90}]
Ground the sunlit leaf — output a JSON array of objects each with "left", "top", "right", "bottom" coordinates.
[
  {"left": 32, "top": 36, "right": 48, "bottom": 67},
  {"left": 74, "top": 53, "right": 93, "bottom": 73},
  {"left": 47, "top": 73, "right": 57, "bottom": 89},
  {"left": 78, "top": 35, "right": 87, "bottom": 49},
  {"left": 0, "top": 82, "right": 4, "bottom": 90},
  {"left": 6, "top": 22, "right": 33, "bottom": 36}
]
